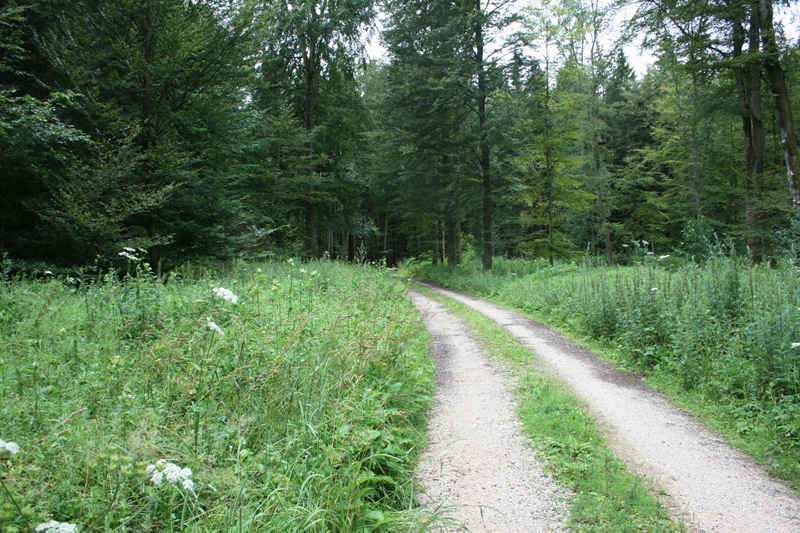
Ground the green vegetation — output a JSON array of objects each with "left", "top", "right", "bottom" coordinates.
[
  {"left": 408, "top": 251, "right": 800, "bottom": 490},
  {"left": 0, "top": 259, "right": 440, "bottom": 532},
  {"left": 3, "top": 0, "right": 800, "bottom": 272},
  {"left": 424, "top": 289, "right": 680, "bottom": 532}
]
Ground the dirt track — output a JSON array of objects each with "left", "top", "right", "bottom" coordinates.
[{"left": 412, "top": 283, "right": 800, "bottom": 533}]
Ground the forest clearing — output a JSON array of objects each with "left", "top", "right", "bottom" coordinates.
[
  {"left": 3, "top": 256, "right": 800, "bottom": 532},
  {"left": 4, "top": 0, "right": 800, "bottom": 530}
]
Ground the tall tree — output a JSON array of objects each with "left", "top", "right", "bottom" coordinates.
[
  {"left": 1, "top": 0, "right": 260, "bottom": 269},
  {"left": 259, "top": 0, "right": 375, "bottom": 255},
  {"left": 757, "top": 0, "right": 800, "bottom": 206}
]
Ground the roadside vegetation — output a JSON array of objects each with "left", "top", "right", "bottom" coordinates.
[
  {"left": 0, "top": 257, "right": 439, "bottom": 533},
  {"left": 406, "top": 247, "right": 800, "bottom": 491},
  {"left": 424, "top": 290, "right": 680, "bottom": 532}
]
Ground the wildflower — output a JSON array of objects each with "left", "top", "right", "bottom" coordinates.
[
  {"left": 35, "top": 521, "right": 78, "bottom": 533},
  {"left": 792, "top": 343, "right": 800, "bottom": 349},
  {"left": 622, "top": 244, "right": 629, "bottom": 248},
  {"left": 44, "top": 270, "right": 53, "bottom": 275},
  {"left": 658, "top": 255, "right": 670, "bottom": 260},
  {"left": 651, "top": 287, "right": 659, "bottom": 291},
  {"left": 146, "top": 459, "right": 194, "bottom": 490},
  {"left": 206, "top": 318, "right": 224, "bottom": 337},
  {"left": 642, "top": 240, "right": 649, "bottom": 245},
  {"left": 118, "top": 248, "right": 140, "bottom": 261},
  {"left": 212, "top": 287, "right": 239, "bottom": 305},
  {"left": 0, "top": 439, "right": 20, "bottom": 455}
]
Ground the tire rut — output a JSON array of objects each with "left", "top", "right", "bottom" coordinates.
[{"left": 412, "top": 290, "right": 572, "bottom": 532}]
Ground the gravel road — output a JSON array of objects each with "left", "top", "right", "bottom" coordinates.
[
  {"left": 411, "top": 290, "right": 572, "bottom": 532},
  {"left": 412, "top": 283, "right": 800, "bottom": 533}
]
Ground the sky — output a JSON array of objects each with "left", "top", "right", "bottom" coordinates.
[{"left": 365, "top": 0, "right": 800, "bottom": 79}]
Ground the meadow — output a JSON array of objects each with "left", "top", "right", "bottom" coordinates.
[
  {"left": 0, "top": 257, "right": 439, "bottom": 533},
  {"left": 407, "top": 248, "right": 800, "bottom": 489}
]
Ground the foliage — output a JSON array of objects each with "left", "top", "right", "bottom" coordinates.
[{"left": 0, "top": 260, "right": 441, "bottom": 532}]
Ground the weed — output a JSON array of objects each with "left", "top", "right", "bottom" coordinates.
[{"left": 0, "top": 260, "right": 439, "bottom": 532}]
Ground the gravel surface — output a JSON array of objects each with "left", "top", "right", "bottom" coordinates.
[
  {"left": 411, "top": 290, "right": 572, "bottom": 533},
  {"left": 416, "top": 282, "right": 800, "bottom": 533}
]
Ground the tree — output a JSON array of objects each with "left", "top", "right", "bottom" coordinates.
[
  {"left": 45, "top": 0, "right": 259, "bottom": 269},
  {"left": 757, "top": 0, "right": 800, "bottom": 206},
  {"left": 259, "top": 0, "right": 375, "bottom": 256}
]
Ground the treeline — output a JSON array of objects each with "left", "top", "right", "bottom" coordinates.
[{"left": 2, "top": 0, "right": 799, "bottom": 272}]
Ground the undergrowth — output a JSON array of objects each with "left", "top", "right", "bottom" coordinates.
[
  {"left": 424, "top": 290, "right": 680, "bottom": 532},
  {"left": 406, "top": 252, "right": 800, "bottom": 490},
  {"left": 0, "top": 257, "right": 440, "bottom": 532}
]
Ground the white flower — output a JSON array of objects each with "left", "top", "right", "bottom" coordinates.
[
  {"left": 642, "top": 240, "right": 649, "bottom": 245},
  {"left": 118, "top": 250, "right": 140, "bottom": 261},
  {"left": 0, "top": 439, "right": 20, "bottom": 455},
  {"left": 622, "top": 244, "right": 629, "bottom": 248},
  {"left": 44, "top": 270, "right": 53, "bottom": 275},
  {"left": 658, "top": 255, "right": 670, "bottom": 260},
  {"left": 206, "top": 318, "right": 224, "bottom": 337},
  {"left": 651, "top": 287, "right": 659, "bottom": 291},
  {"left": 212, "top": 287, "right": 239, "bottom": 305},
  {"left": 35, "top": 521, "right": 78, "bottom": 533},
  {"left": 792, "top": 343, "right": 800, "bottom": 349},
  {"left": 146, "top": 459, "right": 193, "bottom": 489}
]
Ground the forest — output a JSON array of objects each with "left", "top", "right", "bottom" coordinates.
[{"left": 2, "top": 0, "right": 799, "bottom": 273}]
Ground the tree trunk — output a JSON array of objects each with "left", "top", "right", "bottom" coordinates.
[
  {"left": 433, "top": 218, "right": 440, "bottom": 266},
  {"left": 590, "top": 98, "right": 613, "bottom": 266},
  {"left": 735, "top": 11, "right": 766, "bottom": 263},
  {"left": 446, "top": 215, "right": 455, "bottom": 266},
  {"left": 690, "top": 69, "right": 702, "bottom": 220},
  {"left": 546, "top": 148, "right": 554, "bottom": 267},
  {"left": 303, "top": 43, "right": 318, "bottom": 255},
  {"left": 475, "top": 5, "right": 492, "bottom": 272},
  {"left": 759, "top": 0, "right": 800, "bottom": 206}
]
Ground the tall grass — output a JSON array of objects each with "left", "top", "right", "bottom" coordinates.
[
  {"left": 408, "top": 253, "right": 800, "bottom": 488},
  {"left": 0, "top": 258, "right": 438, "bottom": 532}
]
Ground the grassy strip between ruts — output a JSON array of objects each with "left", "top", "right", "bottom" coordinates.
[{"left": 421, "top": 288, "right": 682, "bottom": 533}]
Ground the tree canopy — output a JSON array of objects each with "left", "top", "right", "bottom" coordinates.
[{"left": 2, "top": 0, "right": 800, "bottom": 271}]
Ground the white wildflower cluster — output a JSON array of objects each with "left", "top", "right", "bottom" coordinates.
[
  {"left": 118, "top": 247, "right": 142, "bottom": 261},
  {"left": 206, "top": 317, "right": 224, "bottom": 337},
  {"left": 35, "top": 521, "right": 78, "bottom": 533},
  {"left": 0, "top": 438, "right": 20, "bottom": 456},
  {"left": 212, "top": 287, "right": 239, "bottom": 305},
  {"left": 146, "top": 459, "right": 194, "bottom": 492}
]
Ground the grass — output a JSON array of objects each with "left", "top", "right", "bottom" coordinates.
[
  {"left": 405, "top": 252, "right": 800, "bottom": 491},
  {"left": 0, "top": 257, "right": 443, "bottom": 533},
  {"left": 421, "top": 288, "right": 681, "bottom": 532}
]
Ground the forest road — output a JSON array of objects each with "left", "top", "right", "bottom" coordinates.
[{"left": 411, "top": 283, "right": 800, "bottom": 533}]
